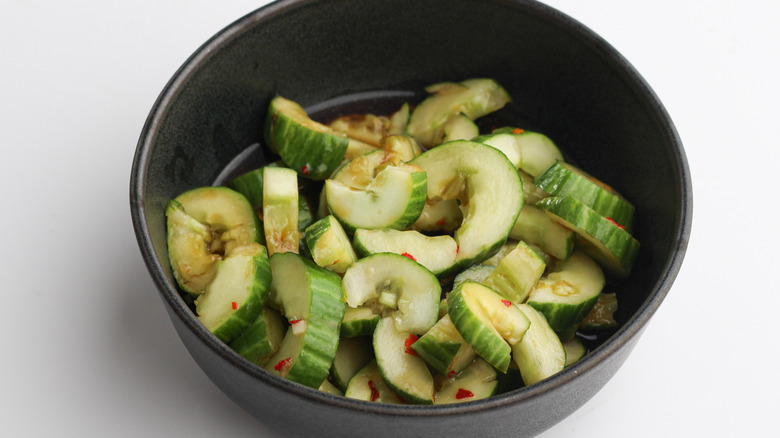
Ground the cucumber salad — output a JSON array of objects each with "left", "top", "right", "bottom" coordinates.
[{"left": 165, "top": 78, "right": 639, "bottom": 405}]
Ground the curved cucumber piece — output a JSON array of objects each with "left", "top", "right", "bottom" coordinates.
[
  {"left": 447, "top": 282, "right": 530, "bottom": 373},
  {"left": 344, "top": 360, "right": 403, "bottom": 404},
  {"left": 563, "top": 337, "right": 587, "bottom": 367},
  {"left": 262, "top": 166, "right": 301, "bottom": 255},
  {"left": 264, "top": 252, "right": 345, "bottom": 389},
  {"left": 534, "top": 161, "right": 635, "bottom": 230},
  {"left": 195, "top": 244, "right": 272, "bottom": 343},
  {"left": 373, "top": 317, "right": 435, "bottom": 404},
  {"left": 452, "top": 264, "right": 495, "bottom": 290},
  {"left": 580, "top": 293, "right": 619, "bottom": 331},
  {"left": 441, "top": 113, "right": 479, "bottom": 143},
  {"left": 411, "top": 314, "right": 476, "bottom": 377},
  {"left": 509, "top": 204, "right": 575, "bottom": 261},
  {"left": 340, "top": 306, "right": 381, "bottom": 338},
  {"left": 342, "top": 253, "right": 440, "bottom": 334},
  {"left": 166, "top": 186, "right": 261, "bottom": 296},
  {"left": 434, "top": 358, "right": 498, "bottom": 404},
  {"left": 483, "top": 240, "right": 546, "bottom": 304},
  {"left": 327, "top": 112, "right": 394, "bottom": 147},
  {"left": 519, "top": 169, "right": 549, "bottom": 205},
  {"left": 409, "top": 141, "right": 524, "bottom": 275},
  {"left": 331, "top": 336, "right": 374, "bottom": 391},
  {"left": 412, "top": 199, "right": 463, "bottom": 233},
  {"left": 527, "top": 251, "right": 605, "bottom": 341},
  {"left": 512, "top": 304, "right": 566, "bottom": 385},
  {"left": 471, "top": 133, "right": 522, "bottom": 168},
  {"left": 491, "top": 128, "right": 564, "bottom": 177},
  {"left": 408, "top": 78, "right": 511, "bottom": 148},
  {"left": 352, "top": 228, "right": 458, "bottom": 276},
  {"left": 319, "top": 379, "right": 343, "bottom": 396},
  {"left": 229, "top": 305, "right": 285, "bottom": 365},
  {"left": 380, "top": 134, "right": 422, "bottom": 162},
  {"left": 536, "top": 196, "right": 640, "bottom": 278},
  {"left": 304, "top": 215, "right": 358, "bottom": 274}
]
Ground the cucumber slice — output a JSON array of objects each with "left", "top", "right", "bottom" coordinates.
[
  {"left": 409, "top": 140, "right": 524, "bottom": 275},
  {"left": 262, "top": 166, "right": 301, "bottom": 255},
  {"left": 518, "top": 169, "right": 549, "bottom": 205},
  {"left": 373, "top": 317, "right": 435, "bottom": 404},
  {"left": 411, "top": 199, "right": 463, "bottom": 233},
  {"left": 490, "top": 128, "right": 563, "bottom": 177},
  {"left": 447, "top": 281, "right": 531, "bottom": 373},
  {"left": 509, "top": 204, "right": 575, "bottom": 261},
  {"left": 195, "top": 244, "right": 272, "bottom": 343},
  {"left": 327, "top": 112, "right": 393, "bottom": 147},
  {"left": 526, "top": 251, "right": 606, "bottom": 341},
  {"left": 352, "top": 228, "right": 458, "bottom": 276},
  {"left": 229, "top": 305, "right": 285, "bottom": 366},
  {"left": 434, "top": 358, "right": 498, "bottom": 405},
  {"left": 512, "top": 304, "right": 566, "bottom": 385},
  {"left": 166, "top": 186, "right": 261, "bottom": 296},
  {"left": 408, "top": 78, "right": 511, "bottom": 148},
  {"left": 580, "top": 293, "right": 619, "bottom": 331},
  {"left": 264, "top": 252, "right": 345, "bottom": 389},
  {"left": 452, "top": 264, "right": 494, "bottom": 290},
  {"left": 344, "top": 360, "right": 404, "bottom": 404},
  {"left": 411, "top": 314, "right": 476, "bottom": 377},
  {"left": 536, "top": 196, "right": 640, "bottom": 278},
  {"left": 471, "top": 133, "right": 522, "bottom": 168},
  {"left": 319, "top": 379, "right": 344, "bottom": 396},
  {"left": 341, "top": 253, "right": 440, "bottom": 334},
  {"left": 563, "top": 338, "right": 587, "bottom": 367},
  {"left": 441, "top": 113, "right": 479, "bottom": 143},
  {"left": 379, "top": 134, "right": 422, "bottom": 162},
  {"left": 265, "top": 96, "right": 366, "bottom": 180},
  {"left": 304, "top": 215, "right": 358, "bottom": 274},
  {"left": 388, "top": 102, "right": 410, "bottom": 135},
  {"left": 483, "top": 240, "right": 547, "bottom": 304},
  {"left": 340, "top": 307, "right": 381, "bottom": 338},
  {"left": 534, "top": 161, "right": 635, "bottom": 230},
  {"left": 325, "top": 150, "right": 427, "bottom": 231},
  {"left": 331, "top": 336, "right": 374, "bottom": 391}
]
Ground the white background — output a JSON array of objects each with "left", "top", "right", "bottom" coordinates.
[{"left": 2, "top": 1, "right": 778, "bottom": 436}]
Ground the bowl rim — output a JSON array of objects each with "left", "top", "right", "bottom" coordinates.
[{"left": 130, "top": 0, "right": 692, "bottom": 417}]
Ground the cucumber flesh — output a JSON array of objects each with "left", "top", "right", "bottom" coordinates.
[
  {"left": 331, "top": 336, "right": 374, "bottom": 391},
  {"left": 352, "top": 228, "right": 458, "bottom": 276},
  {"left": 509, "top": 204, "right": 575, "bottom": 261},
  {"left": 411, "top": 314, "right": 476, "bottom": 377},
  {"left": 327, "top": 112, "right": 393, "bottom": 147},
  {"left": 304, "top": 215, "right": 358, "bottom": 274},
  {"left": 340, "top": 306, "right": 381, "bottom": 338},
  {"left": 229, "top": 305, "right": 285, "bottom": 366},
  {"left": 441, "top": 113, "right": 479, "bottom": 143},
  {"left": 579, "top": 293, "right": 619, "bottom": 331},
  {"left": 563, "top": 338, "right": 587, "bottom": 367},
  {"left": 512, "top": 304, "right": 566, "bottom": 385},
  {"left": 344, "top": 360, "right": 404, "bottom": 404},
  {"left": 452, "top": 264, "right": 495, "bottom": 290},
  {"left": 434, "top": 358, "right": 498, "bottom": 404},
  {"left": 380, "top": 134, "right": 422, "bottom": 162},
  {"left": 483, "top": 240, "right": 546, "bottom": 304},
  {"left": 373, "top": 317, "right": 435, "bottom": 404},
  {"left": 490, "top": 128, "right": 564, "bottom": 177},
  {"left": 411, "top": 199, "right": 463, "bottom": 233},
  {"left": 262, "top": 166, "right": 301, "bottom": 256}
]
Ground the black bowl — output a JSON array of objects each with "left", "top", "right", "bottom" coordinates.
[{"left": 130, "top": 0, "right": 691, "bottom": 436}]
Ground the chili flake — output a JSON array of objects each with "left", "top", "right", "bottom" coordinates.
[
  {"left": 605, "top": 217, "right": 625, "bottom": 229},
  {"left": 231, "top": 301, "right": 238, "bottom": 310},
  {"left": 404, "top": 334, "right": 419, "bottom": 355},
  {"left": 455, "top": 388, "right": 474, "bottom": 400},
  {"left": 435, "top": 219, "right": 446, "bottom": 226},
  {"left": 368, "top": 380, "right": 380, "bottom": 402},
  {"left": 512, "top": 128, "right": 524, "bottom": 134},
  {"left": 447, "top": 370, "right": 458, "bottom": 378},
  {"left": 401, "top": 252, "right": 417, "bottom": 262},
  {"left": 274, "top": 357, "right": 292, "bottom": 372},
  {"left": 301, "top": 164, "right": 311, "bottom": 175},
  {"left": 501, "top": 299, "right": 512, "bottom": 308},
  {"left": 290, "top": 319, "right": 303, "bottom": 324}
]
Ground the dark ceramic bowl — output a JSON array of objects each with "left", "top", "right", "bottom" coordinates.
[{"left": 130, "top": 0, "right": 691, "bottom": 436}]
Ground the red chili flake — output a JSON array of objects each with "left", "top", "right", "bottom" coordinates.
[
  {"left": 501, "top": 299, "right": 512, "bottom": 308},
  {"left": 368, "top": 380, "right": 380, "bottom": 402},
  {"left": 512, "top": 128, "right": 524, "bottom": 134},
  {"left": 435, "top": 219, "right": 446, "bottom": 226},
  {"left": 404, "top": 334, "right": 419, "bottom": 355},
  {"left": 456, "top": 245, "right": 460, "bottom": 254},
  {"left": 290, "top": 319, "right": 303, "bottom": 324},
  {"left": 605, "top": 217, "right": 625, "bottom": 229},
  {"left": 274, "top": 357, "right": 292, "bottom": 372},
  {"left": 301, "top": 164, "right": 310, "bottom": 175},
  {"left": 455, "top": 388, "right": 474, "bottom": 400},
  {"left": 231, "top": 301, "right": 238, "bottom": 310},
  {"left": 447, "top": 370, "right": 458, "bottom": 378},
  {"left": 401, "top": 252, "right": 417, "bottom": 262},
  {"left": 331, "top": 259, "right": 340, "bottom": 265}
]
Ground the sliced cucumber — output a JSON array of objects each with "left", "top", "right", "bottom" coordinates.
[
  {"left": 447, "top": 281, "right": 530, "bottom": 373},
  {"left": 331, "top": 336, "right": 374, "bottom": 391},
  {"left": 536, "top": 196, "right": 640, "bottom": 278},
  {"left": 434, "top": 358, "right": 498, "bottom": 405},
  {"left": 471, "top": 133, "right": 522, "bottom": 168},
  {"left": 265, "top": 96, "right": 370, "bottom": 180},
  {"left": 411, "top": 314, "right": 476, "bottom": 377},
  {"left": 166, "top": 186, "right": 261, "bottom": 296},
  {"left": 304, "top": 215, "right": 358, "bottom": 274},
  {"left": 512, "top": 304, "right": 566, "bottom": 385},
  {"left": 195, "top": 244, "right": 272, "bottom": 343},
  {"left": 319, "top": 379, "right": 344, "bottom": 396},
  {"left": 408, "top": 78, "right": 511, "bottom": 148},
  {"left": 388, "top": 102, "right": 410, "bottom": 135},
  {"left": 341, "top": 253, "right": 440, "bottom": 334},
  {"left": 483, "top": 240, "right": 546, "bottom": 304},
  {"left": 379, "top": 134, "right": 422, "bottom": 162},
  {"left": 441, "top": 113, "right": 479, "bottom": 143},
  {"left": 229, "top": 305, "right": 285, "bottom": 366},
  {"left": 509, "top": 204, "right": 575, "bottom": 261},
  {"left": 526, "top": 251, "right": 605, "bottom": 341},
  {"left": 489, "top": 128, "right": 563, "bottom": 177},
  {"left": 409, "top": 140, "right": 524, "bottom": 275},
  {"left": 534, "top": 161, "right": 635, "bottom": 230},
  {"left": 325, "top": 150, "right": 427, "bottom": 231},
  {"left": 580, "top": 293, "right": 619, "bottom": 331},
  {"left": 344, "top": 360, "right": 404, "bottom": 404},
  {"left": 373, "top": 317, "right": 435, "bottom": 404},
  {"left": 452, "top": 264, "right": 494, "bottom": 290},
  {"left": 518, "top": 169, "right": 549, "bottom": 205},
  {"left": 340, "top": 306, "right": 381, "bottom": 338},
  {"left": 262, "top": 166, "right": 301, "bottom": 255},
  {"left": 563, "top": 337, "right": 587, "bottom": 367},
  {"left": 264, "top": 252, "right": 345, "bottom": 388},
  {"left": 352, "top": 228, "right": 458, "bottom": 276},
  {"left": 411, "top": 199, "right": 463, "bottom": 233},
  {"left": 327, "top": 112, "right": 393, "bottom": 147}
]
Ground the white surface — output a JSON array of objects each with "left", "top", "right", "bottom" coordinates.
[{"left": 2, "top": 1, "right": 778, "bottom": 436}]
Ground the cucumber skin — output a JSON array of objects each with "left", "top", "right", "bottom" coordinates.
[
  {"left": 412, "top": 337, "right": 462, "bottom": 376},
  {"left": 210, "top": 250, "right": 273, "bottom": 343},
  {"left": 534, "top": 162, "right": 635, "bottom": 231},
  {"left": 339, "top": 313, "right": 380, "bottom": 338},
  {"left": 537, "top": 196, "right": 640, "bottom": 278},
  {"left": 527, "top": 296, "right": 599, "bottom": 342},
  {"left": 264, "top": 97, "right": 348, "bottom": 180},
  {"left": 373, "top": 317, "right": 435, "bottom": 405},
  {"left": 229, "top": 306, "right": 282, "bottom": 365}
]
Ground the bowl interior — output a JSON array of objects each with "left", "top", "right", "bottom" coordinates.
[{"left": 131, "top": 0, "right": 690, "bottom": 435}]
